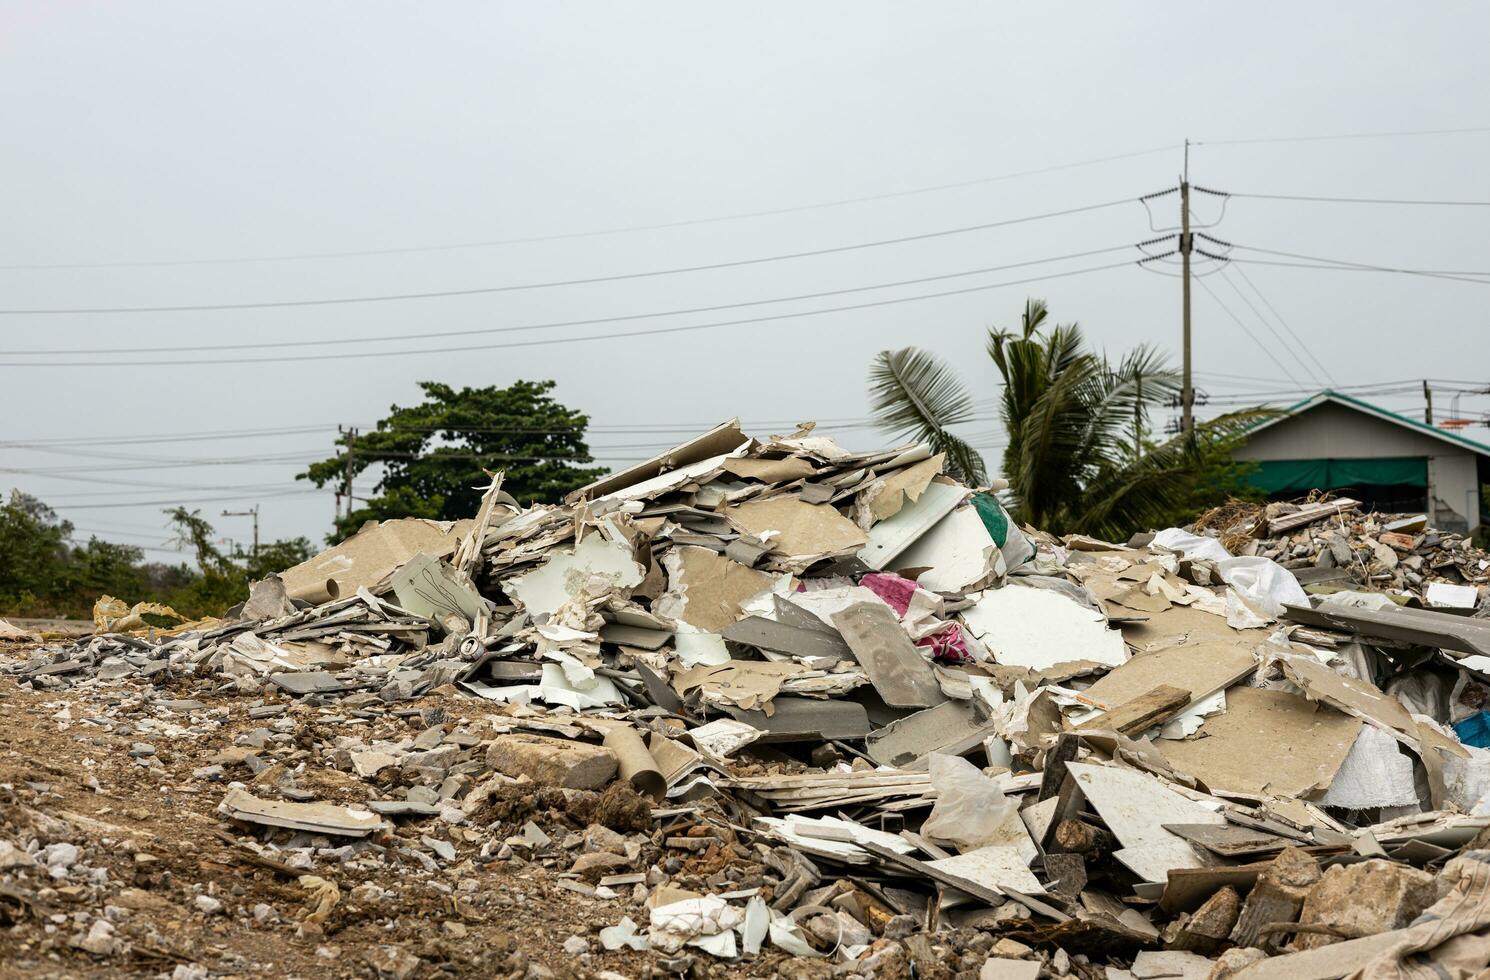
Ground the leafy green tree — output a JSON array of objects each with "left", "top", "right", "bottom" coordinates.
[
  {"left": 163, "top": 507, "right": 247, "bottom": 614},
  {"left": 299, "top": 380, "right": 607, "bottom": 541},
  {"left": 159, "top": 509, "right": 315, "bottom": 616},
  {"left": 870, "top": 299, "right": 1264, "bottom": 539},
  {"left": 67, "top": 538, "right": 149, "bottom": 602},
  {"left": 0, "top": 492, "right": 75, "bottom": 610}
]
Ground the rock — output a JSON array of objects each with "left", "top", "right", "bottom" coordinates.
[
  {"left": 858, "top": 943, "right": 907, "bottom": 977},
  {"left": 0, "top": 841, "right": 37, "bottom": 869},
  {"left": 988, "top": 938, "right": 1034, "bottom": 959},
  {"left": 351, "top": 751, "right": 399, "bottom": 778},
  {"left": 582, "top": 823, "right": 627, "bottom": 855},
  {"left": 1132, "top": 950, "right": 1215, "bottom": 979},
  {"left": 979, "top": 956, "right": 1040, "bottom": 979},
  {"left": 562, "top": 935, "right": 589, "bottom": 955},
  {"left": 1293, "top": 860, "right": 1437, "bottom": 950},
  {"left": 1230, "top": 846, "right": 1321, "bottom": 952},
  {"left": 1207, "top": 947, "right": 1268, "bottom": 979},
  {"left": 882, "top": 914, "right": 918, "bottom": 939},
  {"left": 194, "top": 895, "right": 223, "bottom": 915},
  {"left": 571, "top": 851, "right": 631, "bottom": 881},
  {"left": 486, "top": 733, "right": 618, "bottom": 790},
  {"left": 1166, "top": 886, "right": 1240, "bottom": 954},
  {"left": 76, "top": 919, "right": 117, "bottom": 956},
  {"left": 367, "top": 945, "right": 423, "bottom": 980},
  {"left": 421, "top": 835, "right": 457, "bottom": 862},
  {"left": 115, "top": 888, "right": 176, "bottom": 912},
  {"left": 42, "top": 841, "right": 78, "bottom": 874}
]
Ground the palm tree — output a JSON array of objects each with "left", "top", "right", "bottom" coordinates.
[{"left": 869, "top": 299, "right": 1262, "bottom": 539}]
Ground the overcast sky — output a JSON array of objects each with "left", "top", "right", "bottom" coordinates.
[{"left": 2, "top": 2, "right": 1487, "bottom": 558}]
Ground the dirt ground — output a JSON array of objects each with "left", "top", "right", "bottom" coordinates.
[{"left": 0, "top": 661, "right": 817, "bottom": 980}]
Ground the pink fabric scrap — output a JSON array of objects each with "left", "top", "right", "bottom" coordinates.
[
  {"left": 917, "top": 623, "right": 973, "bottom": 664},
  {"left": 860, "top": 573, "right": 973, "bottom": 663},
  {"left": 859, "top": 572, "right": 917, "bottom": 616}
]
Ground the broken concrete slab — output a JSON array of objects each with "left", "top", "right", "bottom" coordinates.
[
  {"left": 865, "top": 699, "right": 1001, "bottom": 769},
  {"left": 485, "top": 733, "right": 618, "bottom": 790},
  {"left": 830, "top": 601, "right": 945, "bottom": 709},
  {"left": 724, "top": 697, "right": 870, "bottom": 743},
  {"left": 1292, "top": 859, "right": 1436, "bottom": 950},
  {"left": 219, "top": 788, "right": 382, "bottom": 837},
  {"left": 721, "top": 616, "right": 852, "bottom": 661}
]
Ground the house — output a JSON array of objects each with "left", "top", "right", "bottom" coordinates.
[{"left": 1233, "top": 390, "right": 1490, "bottom": 533}]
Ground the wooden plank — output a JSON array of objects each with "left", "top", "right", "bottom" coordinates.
[
  {"left": 1265, "top": 498, "right": 1360, "bottom": 536},
  {"left": 1160, "top": 863, "right": 1269, "bottom": 915},
  {"left": 1075, "top": 684, "right": 1190, "bottom": 736}
]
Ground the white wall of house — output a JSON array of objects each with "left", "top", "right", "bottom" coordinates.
[
  {"left": 1240, "top": 402, "right": 1450, "bottom": 460},
  {"left": 1233, "top": 400, "right": 1485, "bottom": 532},
  {"left": 1428, "top": 453, "right": 1479, "bottom": 533}
]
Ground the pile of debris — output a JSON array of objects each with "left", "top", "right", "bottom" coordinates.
[
  {"left": 1193, "top": 496, "right": 1490, "bottom": 607},
  {"left": 8, "top": 419, "right": 1490, "bottom": 979}
]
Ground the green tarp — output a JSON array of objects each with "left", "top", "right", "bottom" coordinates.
[{"left": 1249, "top": 456, "right": 1427, "bottom": 494}]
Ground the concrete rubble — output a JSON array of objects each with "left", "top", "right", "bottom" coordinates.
[{"left": 4, "top": 419, "right": 1490, "bottom": 978}]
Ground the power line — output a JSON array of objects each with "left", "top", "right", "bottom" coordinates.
[
  {"left": 1193, "top": 276, "right": 1306, "bottom": 388},
  {"left": 1213, "top": 266, "right": 1330, "bottom": 388},
  {"left": 1210, "top": 271, "right": 1319, "bottom": 387},
  {"left": 6, "top": 434, "right": 744, "bottom": 465},
  {"left": 1194, "top": 125, "right": 1490, "bottom": 147},
  {"left": 0, "top": 146, "right": 1179, "bottom": 271},
  {"left": 48, "top": 488, "right": 324, "bottom": 511},
  {"left": 1227, "top": 245, "right": 1490, "bottom": 286},
  {"left": 0, "top": 260, "right": 1132, "bottom": 368},
  {"left": 0, "top": 242, "right": 1151, "bottom": 356},
  {"left": 0, "top": 407, "right": 1005, "bottom": 448},
  {"left": 1230, "top": 191, "right": 1490, "bottom": 207},
  {"left": 1223, "top": 265, "right": 1338, "bottom": 386},
  {"left": 0, "top": 423, "right": 340, "bottom": 447},
  {"left": 1232, "top": 259, "right": 1490, "bottom": 286},
  {"left": 71, "top": 527, "right": 176, "bottom": 543},
  {"left": 0, "top": 469, "right": 305, "bottom": 492},
  {"left": 0, "top": 197, "right": 1150, "bottom": 315}
]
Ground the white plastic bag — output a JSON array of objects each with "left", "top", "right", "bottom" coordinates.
[
  {"left": 920, "top": 753, "right": 1016, "bottom": 851},
  {"left": 1217, "top": 555, "right": 1308, "bottom": 627},
  {"left": 1152, "top": 527, "right": 1232, "bottom": 563}
]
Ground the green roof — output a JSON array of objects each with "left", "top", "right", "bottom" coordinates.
[{"left": 1244, "top": 389, "right": 1490, "bottom": 458}]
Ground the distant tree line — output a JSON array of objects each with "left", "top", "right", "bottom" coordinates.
[{"left": 0, "top": 492, "right": 313, "bottom": 620}]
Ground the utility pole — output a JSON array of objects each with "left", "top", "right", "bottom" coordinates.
[
  {"left": 1424, "top": 380, "right": 1434, "bottom": 426},
  {"left": 338, "top": 426, "right": 358, "bottom": 521},
  {"left": 1133, "top": 374, "right": 1144, "bottom": 463},
  {"left": 221, "top": 506, "right": 259, "bottom": 559},
  {"left": 1180, "top": 138, "right": 1195, "bottom": 438}
]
